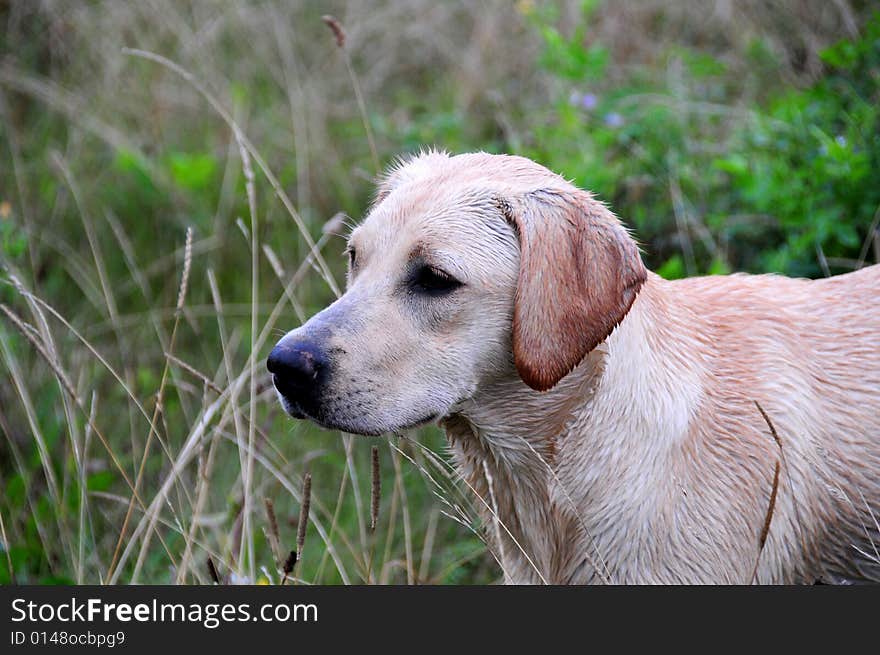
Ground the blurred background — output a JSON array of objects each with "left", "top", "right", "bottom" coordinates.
[{"left": 0, "top": 0, "right": 878, "bottom": 584}]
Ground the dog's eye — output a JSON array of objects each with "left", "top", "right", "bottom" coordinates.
[
  {"left": 412, "top": 265, "right": 462, "bottom": 296},
  {"left": 346, "top": 246, "right": 356, "bottom": 269}
]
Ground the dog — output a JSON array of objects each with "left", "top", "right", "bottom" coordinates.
[{"left": 268, "top": 151, "right": 880, "bottom": 584}]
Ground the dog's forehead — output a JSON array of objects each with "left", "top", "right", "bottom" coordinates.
[{"left": 355, "top": 184, "right": 508, "bottom": 257}]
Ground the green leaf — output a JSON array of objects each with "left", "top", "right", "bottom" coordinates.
[
  {"left": 820, "top": 40, "right": 857, "bottom": 70},
  {"left": 87, "top": 470, "right": 115, "bottom": 492},
  {"left": 167, "top": 152, "right": 217, "bottom": 191},
  {"left": 708, "top": 257, "right": 731, "bottom": 276},
  {"left": 657, "top": 254, "right": 685, "bottom": 280},
  {"left": 712, "top": 155, "right": 749, "bottom": 177}
]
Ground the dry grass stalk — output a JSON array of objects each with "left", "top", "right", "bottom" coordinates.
[
  {"left": 371, "top": 445, "right": 381, "bottom": 532},
  {"left": 177, "top": 227, "right": 194, "bottom": 312},
  {"left": 389, "top": 442, "right": 415, "bottom": 584},
  {"left": 755, "top": 400, "right": 783, "bottom": 450},
  {"left": 310, "top": 460, "right": 352, "bottom": 583},
  {"left": 481, "top": 460, "right": 507, "bottom": 578},
  {"left": 236, "top": 111, "right": 260, "bottom": 584},
  {"left": 264, "top": 498, "right": 282, "bottom": 565},
  {"left": 109, "top": 227, "right": 193, "bottom": 583},
  {"left": 857, "top": 202, "right": 880, "bottom": 268},
  {"left": 320, "top": 15, "right": 379, "bottom": 173},
  {"left": 759, "top": 461, "right": 781, "bottom": 553},
  {"left": 0, "top": 303, "right": 79, "bottom": 404},
  {"left": 340, "top": 435, "right": 369, "bottom": 566},
  {"left": 751, "top": 401, "right": 784, "bottom": 583},
  {"left": 297, "top": 473, "right": 312, "bottom": 558},
  {"left": 321, "top": 15, "right": 346, "bottom": 48},
  {"left": 78, "top": 392, "right": 98, "bottom": 583},
  {"left": 164, "top": 352, "right": 222, "bottom": 394}
]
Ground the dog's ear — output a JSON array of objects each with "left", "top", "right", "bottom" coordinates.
[
  {"left": 374, "top": 149, "right": 449, "bottom": 206},
  {"left": 500, "top": 189, "right": 647, "bottom": 391}
]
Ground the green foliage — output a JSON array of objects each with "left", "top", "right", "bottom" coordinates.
[
  {"left": 523, "top": 8, "right": 880, "bottom": 278},
  {"left": 1, "top": 218, "right": 28, "bottom": 260},
  {"left": 712, "top": 14, "right": 880, "bottom": 275},
  {"left": 167, "top": 152, "right": 218, "bottom": 192},
  {"left": 536, "top": 2, "right": 608, "bottom": 82}
]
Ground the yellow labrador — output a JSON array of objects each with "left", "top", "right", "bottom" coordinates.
[{"left": 268, "top": 151, "right": 880, "bottom": 584}]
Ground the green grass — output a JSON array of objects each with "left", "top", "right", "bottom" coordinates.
[{"left": 0, "top": 0, "right": 877, "bottom": 584}]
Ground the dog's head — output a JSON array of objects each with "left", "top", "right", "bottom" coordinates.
[{"left": 268, "top": 151, "right": 645, "bottom": 435}]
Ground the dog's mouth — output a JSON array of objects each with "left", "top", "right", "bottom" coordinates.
[{"left": 277, "top": 390, "right": 439, "bottom": 436}]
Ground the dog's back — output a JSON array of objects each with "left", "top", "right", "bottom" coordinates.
[{"left": 667, "top": 265, "right": 880, "bottom": 582}]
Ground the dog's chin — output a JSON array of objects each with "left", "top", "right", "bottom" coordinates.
[
  {"left": 277, "top": 395, "right": 308, "bottom": 420},
  {"left": 279, "top": 398, "right": 441, "bottom": 436},
  {"left": 318, "top": 413, "right": 441, "bottom": 437}
]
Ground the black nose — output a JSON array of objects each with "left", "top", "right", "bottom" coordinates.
[{"left": 267, "top": 342, "right": 326, "bottom": 387}]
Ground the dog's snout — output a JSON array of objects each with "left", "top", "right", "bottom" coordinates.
[{"left": 267, "top": 342, "right": 326, "bottom": 388}]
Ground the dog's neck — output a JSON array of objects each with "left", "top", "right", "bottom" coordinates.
[
  {"left": 447, "top": 345, "right": 607, "bottom": 470},
  {"left": 442, "top": 274, "right": 699, "bottom": 582},
  {"left": 446, "top": 273, "right": 680, "bottom": 469}
]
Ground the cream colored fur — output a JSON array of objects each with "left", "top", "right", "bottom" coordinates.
[{"left": 275, "top": 151, "right": 880, "bottom": 584}]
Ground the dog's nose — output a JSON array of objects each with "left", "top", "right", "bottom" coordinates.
[{"left": 267, "top": 342, "right": 326, "bottom": 391}]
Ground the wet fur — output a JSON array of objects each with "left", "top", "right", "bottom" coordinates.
[{"left": 445, "top": 268, "right": 880, "bottom": 583}]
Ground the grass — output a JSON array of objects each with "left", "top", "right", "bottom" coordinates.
[
  {"left": 0, "top": 2, "right": 500, "bottom": 584},
  {"left": 0, "top": 0, "right": 877, "bottom": 584}
]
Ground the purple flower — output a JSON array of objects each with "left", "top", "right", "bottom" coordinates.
[
  {"left": 603, "top": 112, "right": 624, "bottom": 128},
  {"left": 569, "top": 91, "right": 598, "bottom": 111},
  {"left": 835, "top": 135, "right": 847, "bottom": 147},
  {"left": 580, "top": 93, "right": 598, "bottom": 110}
]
